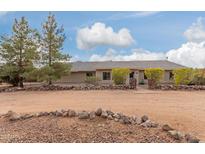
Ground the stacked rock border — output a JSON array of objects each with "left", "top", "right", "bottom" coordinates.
[
  {"left": 157, "top": 84, "right": 205, "bottom": 91},
  {"left": 0, "top": 108, "right": 201, "bottom": 143},
  {"left": 0, "top": 84, "right": 133, "bottom": 93}
]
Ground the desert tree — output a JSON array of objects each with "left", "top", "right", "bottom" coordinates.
[
  {"left": 39, "top": 13, "right": 71, "bottom": 85},
  {"left": 0, "top": 17, "right": 39, "bottom": 87}
]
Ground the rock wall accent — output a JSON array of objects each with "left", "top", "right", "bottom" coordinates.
[
  {"left": 0, "top": 108, "right": 201, "bottom": 143},
  {"left": 0, "top": 84, "right": 131, "bottom": 93},
  {"left": 157, "top": 84, "right": 205, "bottom": 91}
]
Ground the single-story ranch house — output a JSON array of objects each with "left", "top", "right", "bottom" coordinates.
[{"left": 60, "top": 60, "right": 186, "bottom": 85}]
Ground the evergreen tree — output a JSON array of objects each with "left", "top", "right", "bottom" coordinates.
[
  {"left": 0, "top": 17, "right": 39, "bottom": 87},
  {"left": 39, "top": 13, "right": 71, "bottom": 85}
]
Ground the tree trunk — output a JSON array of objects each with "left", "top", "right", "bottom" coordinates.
[
  {"left": 48, "top": 39, "right": 52, "bottom": 85},
  {"left": 19, "top": 77, "right": 24, "bottom": 88},
  {"left": 48, "top": 80, "right": 52, "bottom": 85}
]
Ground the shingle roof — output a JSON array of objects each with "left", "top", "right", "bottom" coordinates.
[{"left": 70, "top": 60, "right": 186, "bottom": 72}]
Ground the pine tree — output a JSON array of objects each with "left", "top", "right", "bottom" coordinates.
[
  {"left": 0, "top": 17, "right": 39, "bottom": 87},
  {"left": 39, "top": 13, "right": 71, "bottom": 85}
]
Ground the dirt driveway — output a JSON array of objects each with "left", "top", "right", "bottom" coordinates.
[{"left": 0, "top": 89, "right": 205, "bottom": 140}]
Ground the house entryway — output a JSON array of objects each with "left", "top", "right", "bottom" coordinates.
[{"left": 129, "top": 72, "right": 137, "bottom": 89}]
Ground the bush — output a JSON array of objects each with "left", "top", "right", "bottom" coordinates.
[
  {"left": 144, "top": 68, "right": 164, "bottom": 89},
  {"left": 191, "top": 69, "right": 205, "bottom": 85},
  {"left": 85, "top": 76, "right": 99, "bottom": 85},
  {"left": 173, "top": 68, "right": 193, "bottom": 86},
  {"left": 112, "top": 68, "right": 130, "bottom": 85}
]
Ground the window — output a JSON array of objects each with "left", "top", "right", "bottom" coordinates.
[
  {"left": 86, "top": 72, "right": 93, "bottom": 77},
  {"left": 103, "top": 72, "right": 111, "bottom": 80},
  {"left": 129, "top": 72, "right": 134, "bottom": 78},
  {"left": 144, "top": 73, "right": 147, "bottom": 80},
  {"left": 169, "top": 72, "right": 174, "bottom": 80}
]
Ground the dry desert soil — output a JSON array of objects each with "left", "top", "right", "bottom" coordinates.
[{"left": 0, "top": 88, "right": 205, "bottom": 141}]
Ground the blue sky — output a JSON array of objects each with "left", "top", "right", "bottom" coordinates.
[{"left": 1, "top": 11, "right": 205, "bottom": 67}]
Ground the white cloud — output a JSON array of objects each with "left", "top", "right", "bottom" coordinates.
[
  {"left": 184, "top": 17, "right": 205, "bottom": 43},
  {"left": 166, "top": 42, "right": 205, "bottom": 68},
  {"left": 88, "top": 17, "right": 205, "bottom": 68},
  {"left": 77, "top": 22, "right": 135, "bottom": 50},
  {"left": 90, "top": 48, "right": 166, "bottom": 61}
]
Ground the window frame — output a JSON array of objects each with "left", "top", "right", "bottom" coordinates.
[
  {"left": 86, "top": 72, "right": 93, "bottom": 77},
  {"left": 144, "top": 73, "right": 147, "bottom": 80},
  {"left": 102, "top": 72, "right": 111, "bottom": 80}
]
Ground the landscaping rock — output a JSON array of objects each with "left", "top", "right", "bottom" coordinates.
[
  {"left": 20, "top": 114, "right": 33, "bottom": 120},
  {"left": 141, "top": 115, "right": 149, "bottom": 123},
  {"left": 95, "top": 108, "right": 102, "bottom": 116},
  {"left": 121, "top": 116, "right": 131, "bottom": 124},
  {"left": 113, "top": 113, "right": 121, "bottom": 119},
  {"left": 62, "top": 111, "right": 68, "bottom": 117},
  {"left": 6, "top": 111, "right": 21, "bottom": 121},
  {"left": 141, "top": 120, "right": 158, "bottom": 128},
  {"left": 185, "top": 134, "right": 200, "bottom": 143},
  {"left": 55, "top": 110, "right": 63, "bottom": 117},
  {"left": 68, "top": 110, "right": 76, "bottom": 117},
  {"left": 168, "top": 130, "right": 184, "bottom": 140},
  {"left": 135, "top": 117, "right": 142, "bottom": 125},
  {"left": 107, "top": 115, "right": 113, "bottom": 120},
  {"left": 89, "top": 111, "right": 96, "bottom": 120},
  {"left": 78, "top": 111, "right": 90, "bottom": 119},
  {"left": 130, "top": 116, "right": 138, "bottom": 125},
  {"left": 114, "top": 118, "right": 119, "bottom": 122},
  {"left": 101, "top": 111, "right": 108, "bottom": 118},
  {"left": 106, "top": 110, "right": 114, "bottom": 116},
  {"left": 162, "top": 124, "right": 174, "bottom": 131}
]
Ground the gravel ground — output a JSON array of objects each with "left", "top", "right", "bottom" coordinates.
[
  {"left": 0, "top": 116, "right": 179, "bottom": 143},
  {"left": 0, "top": 89, "right": 205, "bottom": 140}
]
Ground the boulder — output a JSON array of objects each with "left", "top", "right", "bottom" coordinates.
[
  {"left": 89, "top": 111, "right": 96, "bottom": 120},
  {"left": 101, "top": 111, "right": 108, "bottom": 118},
  {"left": 141, "top": 115, "right": 149, "bottom": 122},
  {"left": 95, "top": 108, "right": 102, "bottom": 116},
  {"left": 78, "top": 111, "right": 90, "bottom": 119},
  {"left": 162, "top": 124, "right": 174, "bottom": 131}
]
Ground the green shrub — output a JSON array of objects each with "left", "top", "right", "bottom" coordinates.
[
  {"left": 144, "top": 68, "right": 164, "bottom": 88},
  {"left": 173, "top": 68, "right": 193, "bottom": 86},
  {"left": 85, "top": 76, "right": 99, "bottom": 85},
  {"left": 112, "top": 68, "right": 130, "bottom": 85},
  {"left": 191, "top": 69, "right": 205, "bottom": 85}
]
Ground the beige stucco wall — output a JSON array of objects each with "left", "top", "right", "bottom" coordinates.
[
  {"left": 164, "top": 70, "right": 172, "bottom": 82},
  {"left": 58, "top": 70, "right": 173, "bottom": 84},
  {"left": 59, "top": 72, "right": 87, "bottom": 83},
  {"left": 96, "top": 70, "right": 113, "bottom": 85}
]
